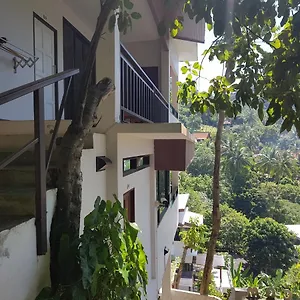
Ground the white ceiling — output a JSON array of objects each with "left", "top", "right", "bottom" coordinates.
[
  {"left": 63, "top": 0, "right": 100, "bottom": 30},
  {"left": 63, "top": 0, "right": 159, "bottom": 43},
  {"left": 120, "top": 0, "right": 159, "bottom": 43}
]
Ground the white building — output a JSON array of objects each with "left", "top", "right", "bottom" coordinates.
[{"left": 0, "top": 1, "right": 207, "bottom": 299}]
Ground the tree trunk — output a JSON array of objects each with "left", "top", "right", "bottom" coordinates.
[
  {"left": 49, "top": 1, "right": 118, "bottom": 291},
  {"left": 200, "top": 111, "right": 225, "bottom": 295},
  {"left": 50, "top": 79, "right": 114, "bottom": 290},
  {"left": 174, "top": 246, "right": 189, "bottom": 289}
]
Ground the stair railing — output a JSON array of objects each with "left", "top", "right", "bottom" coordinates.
[{"left": 0, "top": 68, "right": 79, "bottom": 255}]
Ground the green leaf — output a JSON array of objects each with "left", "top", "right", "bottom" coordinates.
[
  {"left": 270, "top": 39, "right": 281, "bottom": 49},
  {"left": 127, "top": 222, "right": 139, "bottom": 241},
  {"left": 181, "top": 66, "right": 188, "bottom": 74},
  {"left": 171, "top": 28, "right": 178, "bottom": 37},
  {"left": 207, "top": 23, "right": 213, "bottom": 31},
  {"left": 108, "top": 14, "right": 116, "bottom": 32},
  {"left": 124, "top": 0, "right": 134, "bottom": 10},
  {"left": 192, "top": 69, "right": 198, "bottom": 76},
  {"left": 131, "top": 12, "right": 141, "bottom": 20},
  {"left": 224, "top": 49, "right": 230, "bottom": 61},
  {"left": 193, "top": 62, "right": 201, "bottom": 70}
]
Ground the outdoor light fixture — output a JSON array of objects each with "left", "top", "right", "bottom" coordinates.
[
  {"left": 164, "top": 247, "right": 169, "bottom": 256},
  {"left": 96, "top": 156, "right": 112, "bottom": 172}
]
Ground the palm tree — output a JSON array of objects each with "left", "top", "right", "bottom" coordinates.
[
  {"left": 255, "top": 147, "right": 296, "bottom": 182},
  {"left": 222, "top": 137, "right": 252, "bottom": 181}
]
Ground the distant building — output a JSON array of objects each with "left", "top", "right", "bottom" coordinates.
[
  {"left": 286, "top": 225, "right": 300, "bottom": 244},
  {"left": 193, "top": 132, "right": 211, "bottom": 142}
]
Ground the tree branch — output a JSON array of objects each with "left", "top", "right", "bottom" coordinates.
[
  {"left": 236, "top": 16, "right": 277, "bottom": 50},
  {"left": 74, "top": 0, "right": 118, "bottom": 126}
]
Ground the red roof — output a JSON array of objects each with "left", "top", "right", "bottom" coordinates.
[{"left": 193, "top": 132, "right": 210, "bottom": 141}]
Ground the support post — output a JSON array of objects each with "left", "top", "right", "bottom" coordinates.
[{"left": 34, "top": 88, "right": 47, "bottom": 255}]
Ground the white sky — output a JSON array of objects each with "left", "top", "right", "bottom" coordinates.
[
  {"left": 197, "top": 29, "right": 224, "bottom": 91},
  {"left": 179, "top": 28, "right": 224, "bottom": 92}
]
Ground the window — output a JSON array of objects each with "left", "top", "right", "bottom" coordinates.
[
  {"left": 123, "top": 189, "right": 135, "bottom": 222},
  {"left": 156, "top": 171, "right": 171, "bottom": 202},
  {"left": 157, "top": 170, "right": 172, "bottom": 225},
  {"left": 123, "top": 155, "right": 150, "bottom": 176},
  {"left": 123, "top": 158, "right": 136, "bottom": 172}
]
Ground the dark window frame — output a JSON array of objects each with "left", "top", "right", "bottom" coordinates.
[
  {"left": 123, "top": 155, "right": 150, "bottom": 176},
  {"left": 157, "top": 170, "right": 173, "bottom": 225},
  {"left": 123, "top": 188, "right": 135, "bottom": 222}
]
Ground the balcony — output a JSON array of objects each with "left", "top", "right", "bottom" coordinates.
[{"left": 120, "top": 44, "right": 178, "bottom": 123}]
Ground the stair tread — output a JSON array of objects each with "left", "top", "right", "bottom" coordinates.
[
  {"left": 0, "top": 215, "right": 34, "bottom": 232},
  {"left": 0, "top": 187, "right": 35, "bottom": 195}
]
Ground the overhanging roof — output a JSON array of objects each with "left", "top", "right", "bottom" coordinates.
[
  {"left": 110, "top": 122, "right": 194, "bottom": 142},
  {"left": 109, "top": 122, "right": 195, "bottom": 171}
]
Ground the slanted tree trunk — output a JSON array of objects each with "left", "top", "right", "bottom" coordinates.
[
  {"left": 200, "top": 111, "right": 224, "bottom": 295},
  {"left": 174, "top": 245, "right": 188, "bottom": 289},
  {"left": 200, "top": 1, "right": 234, "bottom": 293},
  {"left": 49, "top": 0, "right": 118, "bottom": 291}
]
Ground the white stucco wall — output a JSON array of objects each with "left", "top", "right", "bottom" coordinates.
[
  {"left": 157, "top": 195, "right": 179, "bottom": 292},
  {"left": 117, "top": 134, "right": 158, "bottom": 299},
  {"left": 0, "top": 189, "right": 57, "bottom": 300},
  {"left": 80, "top": 133, "right": 107, "bottom": 233},
  {"left": 173, "top": 241, "right": 198, "bottom": 259},
  {"left": 0, "top": 0, "right": 93, "bottom": 120},
  {"left": 123, "top": 40, "right": 161, "bottom": 69}
]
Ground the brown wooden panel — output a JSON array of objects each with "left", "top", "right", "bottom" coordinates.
[
  {"left": 154, "top": 139, "right": 194, "bottom": 171},
  {"left": 123, "top": 189, "right": 135, "bottom": 222}
]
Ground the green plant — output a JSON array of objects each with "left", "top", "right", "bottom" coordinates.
[
  {"left": 196, "top": 270, "right": 226, "bottom": 300},
  {"left": 284, "top": 263, "right": 300, "bottom": 300},
  {"left": 245, "top": 218, "right": 298, "bottom": 276},
  {"left": 37, "top": 197, "right": 148, "bottom": 300}
]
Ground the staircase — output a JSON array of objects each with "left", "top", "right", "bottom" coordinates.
[
  {"left": 0, "top": 68, "right": 79, "bottom": 255},
  {"left": 0, "top": 150, "right": 57, "bottom": 232}
]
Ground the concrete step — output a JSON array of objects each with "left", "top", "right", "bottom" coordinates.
[
  {"left": 0, "top": 169, "right": 35, "bottom": 187},
  {"left": 0, "top": 150, "right": 59, "bottom": 168},
  {"left": 0, "top": 188, "right": 35, "bottom": 216}
]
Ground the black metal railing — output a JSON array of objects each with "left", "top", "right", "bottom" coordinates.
[
  {"left": 170, "top": 104, "right": 179, "bottom": 119},
  {"left": 120, "top": 44, "right": 169, "bottom": 123},
  {"left": 0, "top": 68, "right": 79, "bottom": 255},
  {"left": 157, "top": 186, "right": 179, "bottom": 225}
]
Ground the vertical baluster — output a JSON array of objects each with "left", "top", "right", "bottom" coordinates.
[
  {"left": 126, "top": 63, "right": 129, "bottom": 110},
  {"left": 34, "top": 88, "right": 47, "bottom": 255}
]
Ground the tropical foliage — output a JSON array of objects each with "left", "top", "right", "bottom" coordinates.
[
  {"left": 37, "top": 198, "right": 148, "bottom": 300},
  {"left": 245, "top": 218, "right": 298, "bottom": 276}
]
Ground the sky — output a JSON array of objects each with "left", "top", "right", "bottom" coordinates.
[
  {"left": 197, "top": 29, "right": 224, "bottom": 91},
  {"left": 178, "top": 28, "right": 224, "bottom": 92}
]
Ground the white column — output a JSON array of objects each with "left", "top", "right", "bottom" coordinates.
[
  {"left": 161, "top": 48, "right": 170, "bottom": 122},
  {"left": 95, "top": 16, "right": 121, "bottom": 132}
]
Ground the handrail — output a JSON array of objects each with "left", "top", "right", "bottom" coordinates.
[
  {"left": 0, "top": 138, "right": 38, "bottom": 170},
  {"left": 120, "top": 44, "right": 168, "bottom": 106},
  {"left": 0, "top": 69, "right": 79, "bottom": 106},
  {"left": 0, "top": 68, "right": 79, "bottom": 256}
]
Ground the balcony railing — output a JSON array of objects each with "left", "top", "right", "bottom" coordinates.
[
  {"left": 120, "top": 44, "right": 169, "bottom": 123},
  {"left": 157, "top": 185, "right": 179, "bottom": 225},
  {"left": 170, "top": 104, "right": 179, "bottom": 119}
]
